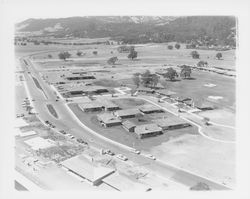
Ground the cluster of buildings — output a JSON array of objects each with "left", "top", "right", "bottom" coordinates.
[
  {"left": 79, "top": 100, "right": 191, "bottom": 139},
  {"left": 137, "top": 87, "right": 215, "bottom": 111}
]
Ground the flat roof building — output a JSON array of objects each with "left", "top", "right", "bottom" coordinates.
[
  {"left": 65, "top": 74, "right": 96, "bottom": 81},
  {"left": 153, "top": 117, "right": 191, "bottom": 130},
  {"left": 134, "top": 123, "right": 162, "bottom": 139},
  {"left": 79, "top": 102, "right": 104, "bottom": 112},
  {"left": 156, "top": 90, "right": 176, "bottom": 97},
  {"left": 97, "top": 113, "right": 122, "bottom": 127},
  {"left": 114, "top": 108, "right": 141, "bottom": 119},
  {"left": 194, "top": 100, "right": 215, "bottom": 111},
  {"left": 139, "top": 104, "right": 164, "bottom": 114},
  {"left": 61, "top": 155, "right": 115, "bottom": 186},
  {"left": 102, "top": 101, "right": 120, "bottom": 111},
  {"left": 122, "top": 120, "right": 136, "bottom": 132}
]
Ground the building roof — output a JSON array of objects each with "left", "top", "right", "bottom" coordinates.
[
  {"left": 157, "top": 90, "right": 176, "bottom": 96},
  {"left": 139, "top": 104, "right": 163, "bottom": 113},
  {"left": 175, "top": 96, "right": 192, "bottom": 102},
  {"left": 101, "top": 101, "right": 120, "bottom": 109},
  {"left": 97, "top": 113, "right": 121, "bottom": 124},
  {"left": 194, "top": 100, "right": 214, "bottom": 109},
  {"left": 154, "top": 117, "right": 189, "bottom": 127},
  {"left": 122, "top": 120, "right": 136, "bottom": 129},
  {"left": 79, "top": 102, "right": 103, "bottom": 110},
  {"left": 102, "top": 172, "right": 151, "bottom": 191},
  {"left": 134, "top": 123, "right": 162, "bottom": 135},
  {"left": 24, "top": 137, "right": 55, "bottom": 150},
  {"left": 114, "top": 108, "right": 141, "bottom": 117},
  {"left": 61, "top": 155, "right": 115, "bottom": 182}
]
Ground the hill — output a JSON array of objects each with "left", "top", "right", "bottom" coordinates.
[{"left": 16, "top": 16, "right": 236, "bottom": 46}]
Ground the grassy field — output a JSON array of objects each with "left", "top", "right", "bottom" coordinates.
[
  {"left": 46, "top": 104, "right": 58, "bottom": 119},
  {"left": 68, "top": 102, "right": 198, "bottom": 150}
]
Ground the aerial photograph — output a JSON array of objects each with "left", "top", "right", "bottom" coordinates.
[{"left": 14, "top": 16, "right": 236, "bottom": 191}]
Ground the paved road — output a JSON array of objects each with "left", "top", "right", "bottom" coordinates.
[{"left": 19, "top": 55, "right": 231, "bottom": 190}]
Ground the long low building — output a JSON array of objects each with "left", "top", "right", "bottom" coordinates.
[
  {"left": 153, "top": 118, "right": 191, "bottom": 130},
  {"left": 114, "top": 108, "right": 141, "bottom": 119},
  {"left": 61, "top": 155, "right": 115, "bottom": 186},
  {"left": 79, "top": 102, "right": 104, "bottom": 112},
  {"left": 139, "top": 104, "right": 164, "bottom": 114},
  {"left": 97, "top": 113, "right": 122, "bottom": 127},
  {"left": 134, "top": 123, "right": 163, "bottom": 139}
]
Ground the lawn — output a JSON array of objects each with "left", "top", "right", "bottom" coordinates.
[
  {"left": 46, "top": 104, "right": 58, "bottom": 119},
  {"left": 68, "top": 102, "right": 199, "bottom": 150}
]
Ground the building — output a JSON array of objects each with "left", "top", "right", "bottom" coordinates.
[
  {"left": 97, "top": 113, "right": 122, "bottom": 127},
  {"left": 102, "top": 101, "right": 120, "bottom": 111},
  {"left": 156, "top": 90, "right": 176, "bottom": 97},
  {"left": 79, "top": 102, "right": 103, "bottom": 112},
  {"left": 64, "top": 86, "right": 109, "bottom": 96},
  {"left": 153, "top": 118, "right": 191, "bottom": 130},
  {"left": 114, "top": 108, "right": 141, "bottom": 119},
  {"left": 122, "top": 120, "right": 136, "bottom": 132},
  {"left": 194, "top": 100, "right": 215, "bottom": 111},
  {"left": 102, "top": 172, "right": 152, "bottom": 191},
  {"left": 61, "top": 155, "right": 115, "bottom": 186},
  {"left": 65, "top": 74, "right": 96, "bottom": 81},
  {"left": 175, "top": 96, "right": 192, "bottom": 103},
  {"left": 134, "top": 123, "right": 163, "bottom": 139},
  {"left": 139, "top": 104, "right": 164, "bottom": 114},
  {"left": 137, "top": 86, "right": 155, "bottom": 94},
  {"left": 148, "top": 82, "right": 165, "bottom": 90}
]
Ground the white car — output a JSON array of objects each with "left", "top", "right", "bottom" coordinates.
[
  {"left": 116, "top": 154, "right": 128, "bottom": 161},
  {"left": 131, "top": 149, "right": 140, "bottom": 154},
  {"left": 144, "top": 154, "right": 156, "bottom": 160}
]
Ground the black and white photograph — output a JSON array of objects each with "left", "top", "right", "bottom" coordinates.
[{"left": 1, "top": 0, "right": 250, "bottom": 198}]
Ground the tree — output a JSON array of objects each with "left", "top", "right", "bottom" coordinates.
[
  {"left": 216, "top": 52, "right": 222, "bottom": 60},
  {"left": 163, "top": 67, "right": 178, "bottom": 81},
  {"left": 151, "top": 74, "right": 160, "bottom": 87},
  {"left": 128, "top": 49, "right": 138, "bottom": 60},
  {"left": 167, "top": 45, "right": 173, "bottom": 50},
  {"left": 141, "top": 70, "right": 152, "bottom": 87},
  {"left": 190, "top": 182, "right": 210, "bottom": 191},
  {"left": 93, "top": 51, "right": 98, "bottom": 55},
  {"left": 107, "top": 57, "right": 118, "bottom": 65},
  {"left": 58, "top": 51, "right": 71, "bottom": 61},
  {"left": 175, "top": 43, "right": 181, "bottom": 49},
  {"left": 132, "top": 75, "right": 140, "bottom": 88},
  {"left": 76, "top": 51, "right": 83, "bottom": 56},
  {"left": 180, "top": 65, "right": 192, "bottom": 79},
  {"left": 197, "top": 60, "right": 208, "bottom": 67},
  {"left": 48, "top": 54, "right": 52, "bottom": 59},
  {"left": 191, "top": 51, "right": 200, "bottom": 59}
]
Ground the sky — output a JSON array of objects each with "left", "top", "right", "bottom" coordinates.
[{"left": 2, "top": 0, "right": 249, "bottom": 23}]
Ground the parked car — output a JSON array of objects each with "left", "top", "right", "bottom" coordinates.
[
  {"left": 102, "top": 149, "right": 115, "bottom": 156},
  {"left": 143, "top": 154, "right": 156, "bottom": 160},
  {"left": 16, "top": 114, "right": 24, "bottom": 118},
  {"left": 59, "top": 130, "right": 67, "bottom": 134},
  {"left": 116, "top": 154, "right": 128, "bottom": 161},
  {"left": 76, "top": 138, "right": 88, "bottom": 145},
  {"left": 131, "top": 149, "right": 140, "bottom": 154}
]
